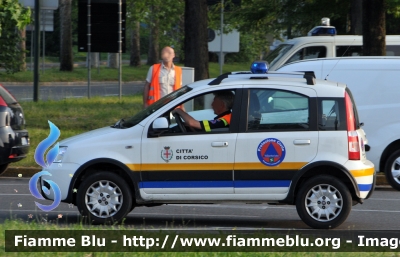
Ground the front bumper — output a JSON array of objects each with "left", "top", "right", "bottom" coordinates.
[{"left": 39, "top": 162, "right": 81, "bottom": 201}]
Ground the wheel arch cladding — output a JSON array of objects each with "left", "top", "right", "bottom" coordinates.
[
  {"left": 282, "top": 161, "right": 360, "bottom": 204},
  {"left": 66, "top": 158, "right": 139, "bottom": 205}
]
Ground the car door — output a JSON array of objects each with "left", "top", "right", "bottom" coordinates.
[
  {"left": 233, "top": 86, "right": 318, "bottom": 200},
  {"left": 140, "top": 88, "right": 243, "bottom": 200}
]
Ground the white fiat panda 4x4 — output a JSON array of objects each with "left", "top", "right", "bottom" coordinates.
[{"left": 39, "top": 62, "right": 375, "bottom": 229}]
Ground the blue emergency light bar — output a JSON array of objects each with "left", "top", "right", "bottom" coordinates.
[
  {"left": 307, "top": 17, "right": 337, "bottom": 36},
  {"left": 250, "top": 61, "right": 269, "bottom": 74}
]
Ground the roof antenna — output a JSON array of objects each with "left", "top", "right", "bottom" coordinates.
[{"left": 324, "top": 39, "right": 356, "bottom": 80}]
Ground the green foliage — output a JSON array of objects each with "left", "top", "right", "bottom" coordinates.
[
  {"left": 387, "top": 0, "right": 400, "bottom": 17},
  {"left": 126, "top": 0, "right": 185, "bottom": 58},
  {"left": 0, "top": 0, "right": 31, "bottom": 74},
  {"left": 208, "top": 0, "right": 280, "bottom": 61}
]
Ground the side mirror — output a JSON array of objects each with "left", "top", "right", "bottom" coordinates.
[{"left": 152, "top": 117, "right": 169, "bottom": 130}]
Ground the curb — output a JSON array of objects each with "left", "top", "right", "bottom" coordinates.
[{"left": 1, "top": 167, "right": 392, "bottom": 188}]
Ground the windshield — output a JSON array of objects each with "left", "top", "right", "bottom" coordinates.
[
  {"left": 265, "top": 44, "right": 294, "bottom": 70},
  {"left": 120, "top": 86, "right": 193, "bottom": 128}
]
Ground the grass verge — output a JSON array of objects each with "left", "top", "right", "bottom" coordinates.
[
  {"left": 0, "top": 63, "right": 250, "bottom": 83},
  {"left": 10, "top": 94, "right": 143, "bottom": 168}
]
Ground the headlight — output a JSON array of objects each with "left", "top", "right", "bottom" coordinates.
[{"left": 53, "top": 146, "right": 68, "bottom": 163}]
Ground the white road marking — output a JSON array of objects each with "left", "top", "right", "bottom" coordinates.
[
  {"left": 0, "top": 184, "right": 31, "bottom": 186},
  {"left": 64, "top": 96, "right": 84, "bottom": 98},
  {"left": 367, "top": 198, "right": 400, "bottom": 201},
  {"left": 351, "top": 209, "right": 400, "bottom": 213},
  {"left": 0, "top": 194, "right": 32, "bottom": 196}
]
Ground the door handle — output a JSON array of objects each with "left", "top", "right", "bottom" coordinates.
[
  {"left": 293, "top": 139, "right": 311, "bottom": 145},
  {"left": 211, "top": 142, "right": 229, "bottom": 147}
]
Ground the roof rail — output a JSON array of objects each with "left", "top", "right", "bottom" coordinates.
[{"left": 208, "top": 71, "right": 316, "bottom": 86}]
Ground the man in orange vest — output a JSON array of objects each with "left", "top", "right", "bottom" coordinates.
[
  {"left": 171, "top": 91, "right": 234, "bottom": 132},
  {"left": 143, "top": 46, "right": 182, "bottom": 108}
]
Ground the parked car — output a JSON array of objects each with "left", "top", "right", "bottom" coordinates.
[
  {"left": 265, "top": 18, "right": 400, "bottom": 71},
  {"left": 277, "top": 57, "right": 400, "bottom": 190},
  {"left": 39, "top": 65, "right": 375, "bottom": 229},
  {"left": 0, "top": 84, "right": 30, "bottom": 175}
]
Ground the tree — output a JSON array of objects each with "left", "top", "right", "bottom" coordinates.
[
  {"left": 59, "top": 0, "right": 73, "bottom": 71},
  {"left": 0, "top": 0, "right": 30, "bottom": 74},
  {"left": 386, "top": 0, "right": 400, "bottom": 34},
  {"left": 126, "top": 0, "right": 184, "bottom": 66},
  {"left": 184, "top": 0, "right": 209, "bottom": 81},
  {"left": 107, "top": 53, "right": 118, "bottom": 68},
  {"left": 146, "top": 3, "right": 160, "bottom": 65},
  {"left": 350, "top": 0, "right": 363, "bottom": 35},
  {"left": 130, "top": 21, "right": 141, "bottom": 66},
  {"left": 126, "top": 0, "right": 143, "bottom": 67},
  {"left": 19, "top": 27, "right": 27, "bottom": 71},
  {"left": 362, "top": 0, "right": 386, "bottom": 56}
]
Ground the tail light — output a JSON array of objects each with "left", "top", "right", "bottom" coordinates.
[
  {"left": 345, "top": 92, "right": 360, "bottom": 160},
  {"left": 0, "top": 96, "right": 7, "bottom": 107}
]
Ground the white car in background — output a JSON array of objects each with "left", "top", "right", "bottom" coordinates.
[{"left": 277, "top": 57, "right": 400, "bottom": 190}]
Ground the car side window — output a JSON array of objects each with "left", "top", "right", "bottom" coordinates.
[
  {"left": 285, "top": 46, "right": 327, "bottom": 64},
  {"left": 247, "top": 89, "right": 309, "bottom": 131},
  {"left": 386, "top": 45, "right": 400, "bottom": 56},
  {"left": 170, "top": 92, "right": 216, "bottom": 128},
  {"left": 318, "top": 98, "right": 346, "bottom": 131},
  {"left": 336, "top": 46, "right": 363, "bottom": 56},
  {"left": 153, "top": 90, "right": 236, "bottom": 136}
]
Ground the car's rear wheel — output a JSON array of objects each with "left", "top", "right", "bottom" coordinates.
[
  {"left": 296, "top": 175, "right": 352, "bottom": 229},
  {"left": 384, "top": 150, "right": 400, "bottom": 191},
  {"left": 0, "top": 163, "right": 9, "bottom": 176},
  {"left": 76, "top": 172, "right": 133, "bottom": 224}
]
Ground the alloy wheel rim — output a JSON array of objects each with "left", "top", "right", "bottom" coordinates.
[
  {"left": 391, "top": 157, "right": 400, "bottom": 184},
  {"left": 304, "top": 184, "right": 343, "bottom": 222},
  {"left": 84, "top": 180, "right": 123, "bottom": 218}
]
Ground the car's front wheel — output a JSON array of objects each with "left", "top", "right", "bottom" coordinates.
[
  {"left": 76, "top": 172, "right": 133, "bottom": 224},
  {"left": 384, "top": 150, "right": 400, "bottom": 191},
  {"left": 296, "top": 175, "right": 352, "bottom": 229}
]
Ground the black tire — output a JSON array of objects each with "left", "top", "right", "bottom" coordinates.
[
  {"left": 0, "top": 163, "right": 9, "bottom": 176},
  {"left": 296, "top": 175, "right": 352, "bottom": 229},
  {"left": 76, "top": 172, "right": 133, "bottom": 224},
  {"left": 384, "top": 149, "right": 400, "bottom": 191}
]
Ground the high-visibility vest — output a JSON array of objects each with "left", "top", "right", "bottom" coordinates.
[
  {"left": 219, "top": 113, "right": 231, "bottom": 126},
  {"left": 147, "top": 63, "right": 182, "bottom": 105},
  {"left": 202, "top": 112, "right": 232, "bottom": 132}
]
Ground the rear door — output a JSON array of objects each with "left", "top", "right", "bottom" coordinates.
[{"left": 233, "top": 85, "right": 318, "bottom": 199}]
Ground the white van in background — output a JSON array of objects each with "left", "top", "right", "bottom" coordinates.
[
  {"left": 266, "top": 36, "right": 400, "bottom": 71},
  {"left": 277, "top": 57, "right": 400, "bottom": 190}
]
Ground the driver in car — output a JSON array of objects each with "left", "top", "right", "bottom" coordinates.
[{"left": 171, "top": 91, "right": 234, "bottom": 132}]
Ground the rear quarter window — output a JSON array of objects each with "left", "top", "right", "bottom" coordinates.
[{"left": 318, "top": 98, "right": 347, "bottom": 131}]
